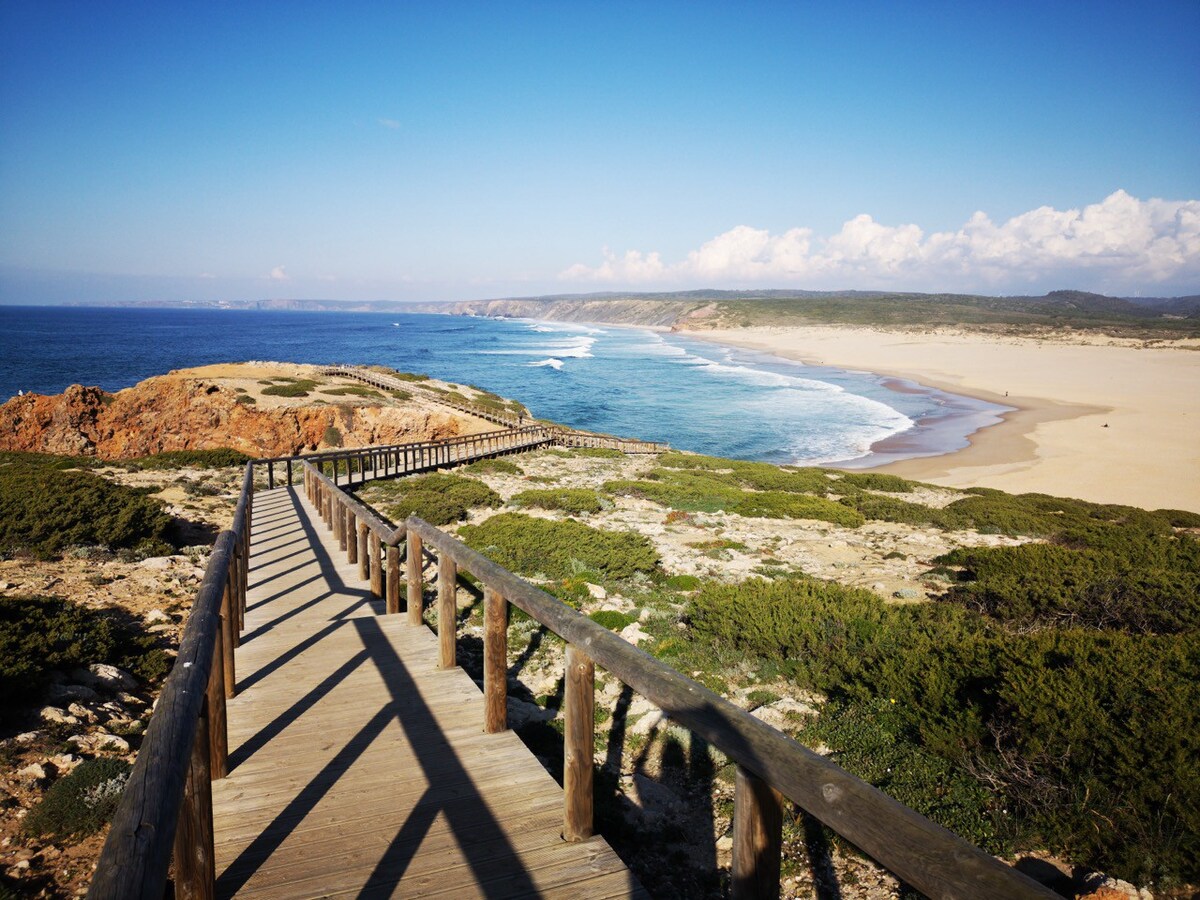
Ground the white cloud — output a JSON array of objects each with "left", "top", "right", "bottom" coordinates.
[
  {"left": 269, "top": 265, "right": 289, "bottom": 281},
  {"left": 560, "top": 191, "right": 1200, "bottom": 293},
  {"left": 377, "top": 117, "right": 401, "bottom": 130}
]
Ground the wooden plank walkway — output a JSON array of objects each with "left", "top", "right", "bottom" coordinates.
[{"left": 212, "top": 486, "right": 647, "bottom": 899}]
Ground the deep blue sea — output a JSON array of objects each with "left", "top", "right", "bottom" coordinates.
[{"left": 0, "top": 306, "right": 1008, "bottom": 467}]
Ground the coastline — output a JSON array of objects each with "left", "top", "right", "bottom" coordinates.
[{"left": 679, "top": 325, "right": 1200, "bottom": 512}]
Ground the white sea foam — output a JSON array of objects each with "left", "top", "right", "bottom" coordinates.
[
  {"left": 477, "top": 335, "right": 595, "bottom": 359},
  {"left": 528, "top": 358, "right": 565, "bottom": 369}
]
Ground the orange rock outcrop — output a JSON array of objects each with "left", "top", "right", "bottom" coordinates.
[{"left": 0, "top": 376, "right": 467, "bottom": 459}]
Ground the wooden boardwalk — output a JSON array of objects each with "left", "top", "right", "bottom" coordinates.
[{"left": 212, "top": 486, "right": 646, "bottom": 899}]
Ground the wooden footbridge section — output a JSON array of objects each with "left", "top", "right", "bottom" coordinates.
[
  {"left": 211, "top": 485, "right": 643, "bottom": 898},
  {"left": 90, "top": 427, "right": 1057, "bottom": 900}
]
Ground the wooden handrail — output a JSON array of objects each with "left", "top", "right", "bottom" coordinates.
[
  {"left": 303, "top": 454, "right": 1057, "bottom": 900},
  {"left": 88, "top": 528, "right": 238, "bottom": 899}
]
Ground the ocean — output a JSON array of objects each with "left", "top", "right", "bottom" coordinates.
[{"left": 0, "top": 305, "right": 1008, "bottom": 467}]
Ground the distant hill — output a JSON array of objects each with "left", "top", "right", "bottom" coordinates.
[{"left": 53, "top": 289, "right": 1200, "bottom": 336}]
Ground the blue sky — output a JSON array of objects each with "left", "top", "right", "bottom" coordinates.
[{"left": 1, "top": 1, "right": 1197, "bottom": 303}]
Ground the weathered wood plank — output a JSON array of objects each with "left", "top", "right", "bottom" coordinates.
[{"left": 208, "top": 487, "right": 641, "bottom": 900}]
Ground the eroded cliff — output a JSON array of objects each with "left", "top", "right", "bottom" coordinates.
[{"left": 0, "top": 364, "right": 483, "bottom": 459}]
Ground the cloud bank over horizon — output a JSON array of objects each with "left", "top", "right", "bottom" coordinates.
[{"left": 560, "top": 191, "right": 1200, "bottom": 295}]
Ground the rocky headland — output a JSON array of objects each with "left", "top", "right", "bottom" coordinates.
[{"left": 0, "top": 362, "right": 503, "bottom": 459}]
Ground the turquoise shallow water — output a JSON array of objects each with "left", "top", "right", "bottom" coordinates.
[{"left": 0, "top": 306, "right": 1009, "bottom": 466}]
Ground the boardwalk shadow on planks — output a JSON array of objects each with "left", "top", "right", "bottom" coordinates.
[
  {"left": 215, "top": 486, "right": 645, "bottom": 898},
  {"left": 217, "top": 619, "right": 542, "bottom": 898}
]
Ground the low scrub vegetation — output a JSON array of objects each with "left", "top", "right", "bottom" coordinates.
[
  {"left": 568, "top": 447, "right": 624, "bottom": 459},
  {"left": 686, "top": 570, "right": 1200, "bottom": 883},
  {"left": 321, "top": 385, "right": 384, "bottom": 399},
  {"left": 459, "top": 512, "right": 658, "bottom": 580},
  {"left": 0, "top": 451, "right": 99, "bottom": 471},
  {"left": 842, "top": 487, "right": 1200, "bottom": 536},
  {"left": 938, "top": 531, "right": 1200, "bottom": 634},
  {"left": 606, "top": 469, "right": 864, "bottom": 527},
  {"left": 0, "top": 463, "right": 174, "bottom": 559},
  {"left": 261, "top": 378, "right": 319, "bottom": 397},
  {"left": 128, "top": 448, "right": 252, "bottom": 469},
  {"left": 461, "top": 458, "right": 522, "bottom": 476},
  {"left": 371, "top": 473, "right": 500, "bottom": 526},
  {"left": 0, "top": 595, "right": 171, "bottom": 712},
  {"left": 22, "top": 758, "right": 132, "bottom": 840},
  {"left": 589, "top": 610, "right": 636, "bottom": 630},
  {"left": 510, "top": 488, "right": 603, "bottom": 516}
]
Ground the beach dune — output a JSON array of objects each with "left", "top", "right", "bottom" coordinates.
[{"left": 686, "top": 326, "right": 1200, "bottom": 514}]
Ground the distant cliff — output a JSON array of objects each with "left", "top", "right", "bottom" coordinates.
[
  {"left": 0, "top": 365, "right": 473, "bottom": 459},
  {"left": 437, "top": 297, "right": 713, "bottom": 328}
]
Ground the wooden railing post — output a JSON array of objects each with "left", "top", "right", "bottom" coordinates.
[
  {"left": 172, "top": 698, "right": 215, "bottom": 900},
  {"left": 563, "top": 644, "right": 594, "bottom": 842},
  {"left": 369, "top": 532, "right": 382, "bottom": 598},
  {"left": 484, "top": 586, "right": 507, "bottom": 733},
  {"left": 406, "top": 530, "right": 423, "bottom": 625},
  {"left": 437, "top": 551, "right": 457, "bottom": 668},
  {"left": 358, "top": 524, "right": 369, "bottom": 580},
  {"left": 334, "top": 497, "right": 345, "bottom": 549},
  {"left": 386, "top": 546, "right": 401, "bottom": 614},
  {"left": 220, "top": 581, "right": 235, "bottom": 696},
  {"left": 206, "top": 642, "right": 228, "bottom": 781},
  {"left": 227, "top": 569, "right": 241, "bottom": 649},
  {"left": 732, "top": 766, "right": 784, "bottom": 900},
  {"left": 347, "top": 510, "right": 358, "bottom": 565},
  {"left": 239, "top": 530, "right": 248, "bottom": 625}
]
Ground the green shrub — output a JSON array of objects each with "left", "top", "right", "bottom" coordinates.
[
  {"left": 0, "top": 595, "right": 169, "bottom": 717},
  {"left": 461, "top": 458, "right": 522, "bottom": 475},
  {"left": 589, "top": 610, "right": 635, "bottom": 631},
  {"left": 321, "top": 385, "right": 384, "bottom": 398},
  {"left": 687, "top": 538, "right": 748, "bottom": 552},
  {"left": 835, "top": 472, "right": 917, "bottom": 493},
  {"left": 841, "top": 493, "right": 949, "bottom": 527},
  {"left": 376, "top": 473, "right": 501, "bottom": 526},
  {"left": 459, "top": 513, "right": 658, "bottom": 580},
  {"left": 235, "top": 394, "right": 257, "bottom": 405},
  {"left": 664, "top": 574, "right": 701, "bottom": 591},
  {"left": 0, "top": 451, "right": 100, "bottom": 471},
  {"left": 322, "top": 425, "right": 343, "bottom": 447},
  {"left": 261, "top": 379, "right": 318, "bottom": 397},
  {"left": 0, "top": 466, "right": 173, "bottom": 558},
  {"left": 129, "top": 448, "right": 252, "bottom": 469},
  {"left": 685, "top": 572, "right": 1200, "bottom": 883},
  {"left": 389, "top": 389, "right": 412, "bottom": 401},
  {"left": 657, "top": 452, "right": 832, "bottom": 494},
  {"left": 804, "top": 700, "right": 1000, "bottom": 851},
  {"left": 510, "top": 488, "right": 603, "bottom": 516},
  {"left": 938, "top": 534, "right": 1200, "bottom": 634},
  {"left": 0, "top": 596, "right": 118, "bottom": 702},
  {"left": 606, "top": 471, "right": 863, "bottom": 527},
  {"left": 984, "top": 629, "right": 1200, "bottom": 882},
  {"left": 22, "top": 758, "right": 132, "bottom": 840},
  {"left": 569, "top": 447, "right": 624, "bottom": 459}
]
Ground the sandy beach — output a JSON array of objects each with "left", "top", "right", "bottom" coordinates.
[{"left": 683, "top": 326, "right": 1200, "bottom": 513}]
